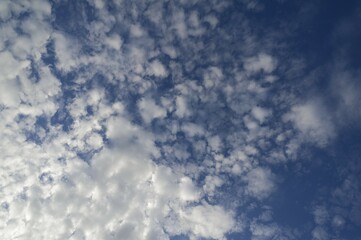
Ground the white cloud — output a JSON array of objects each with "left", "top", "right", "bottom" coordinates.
[
  {"left": 138, "top": 98, "right": 167, "bottom": 124},
  {"left": 148, "top": 60, "right": 168, "bottom": 78},
  {"left": 250, "top": 221, "right": 279, "bottom": 239},
  {"left": 53, "top": 32, "right": 80, "bottom": 72},
  {"left": 245, "top": 167, "right": 276, "bottom": 199},
  {"left": 244, "top": 115, "right": 259, "bottom": 131},
  {"left": 203, "top": 66, "right": 223, "bottom": 88},
  {"left": 181, "top": 122, "right": 204, "bottom": 137},
  {"left": 329, "top": 68, "right": 361, "bottom": 127},
  {"left": 332, "top": 215, "right": 345, "bottom": 228},
  {"left": 284, "top": 100, "right": 335, "bottom": 145},
  {"left": 162, "top": 45, "right": 178, "bottom": 59},
  {"left": 252, "top": 106, "right": 271, "bottom": 123},
  {"left": 244, "top": 53, "right": 277, "bottom": 74},
  {"left": 204, "top": 14, "right": 219, "bottom": 29},
  {"left": 85, "top": 133, "right": 103, "bottom": 149},
  {"left": 0, "top": 111, "right": 235, "bottom": 240},
  {"left": 105, "top": 34, "right": 122, "bottom": 50},
  {"left": 203, "top": 175, "right": 224, "bottom": 196},
  {"left": 175, "top": 95, "right": 190, "bottom": 118},
  {"left": 177, "top": 203, "right": 235, "bottom": 239},
  {"left": 208, "top": 135, "right": 222, "bottom": 152},
  {"left": 312, "top": 226, "right": 328, "bottom": 240},
  {"left": 313, "top": 205, "right": 329, "bottom": 225},
  {"left": 1, "top": 1, "right": 343, "bottom": 239},
  {"left": 179, "top": 177, "right": 201, "bottom": 202},
  {"left": 130, "top": 24, "right": 145, "bottom": 38},
  {"left": 0, "top": 51, "right": 30, "bottom": 107},
  {"left": 144, "top": 1, "right": 164, "bottom": 25},
  {"left": 0, "top": 1, "right": 11, "bottom": 21},
  {"left": 172, "top": 10, "right": 188, "bottom": 39}
]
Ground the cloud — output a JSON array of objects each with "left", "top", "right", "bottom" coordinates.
[
  {"left": 177, "top": 203, "right": 236, "bottom": 239},
  {"left": 284, "top": 100, "right": 335, "bottom": 146},
  {"left": 172, "top": 9, "right": 188, "bottom": 39},
  {"left": 245, "top": 167, "right": 277, "bottom": 199},
  {"left": 312, "top": 226, "right": 328, "bottom": 240},
  {"left": 138, "top": 98, "right": 167, "bottom": 124},
  {"left": 2, "top": 0, "right": 359, "bottom": 239},
  {"left": 203, "top": 175, "right": 224, "bottom": 196},
  {"left": 244, "top": 53, "right": 277, "bottom": 74},
  {"left": 252, "top": 106, "right": 271, "bottom": 123},
  {"left": 148, "top": 60, "right": 168, "bottom": 78},
  {"left": 250, "top": 221, "right": 280, "bottom": 239},
  {"left": 0, "top": 2, "right": 285, "bottom": 238},
  {"left": 52, "top": 32, "right": 80, "bottom": 72},
  {"left": 330, "top": 67, "right": 361, "bottom": 127},
  {"left": 0, "top": 110, "right": 236, "bottom": 239},
  {"left": 175, "top": 96, "right": 190, "bottom": 118},
  {"left": 313, "top": 205, "right": 329, "bottom": 225},
  {"left": 332, "top": 215, "right": 345, "bottom": 228},
  {"left": 0, "top": 51, "right": 30, "bottom": 107},
  {"left": 105, "top": 34, "right": 123, "bottom": 50},
  {"left": 203, "top": 66, "right": 223, "bottom": 89}
]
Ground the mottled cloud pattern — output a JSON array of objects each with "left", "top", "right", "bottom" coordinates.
[{"left": 1, "top": 1, "right": 361, "bottom": 240}]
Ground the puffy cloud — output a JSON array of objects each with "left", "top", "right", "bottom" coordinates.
[
  {"left": 148, "top": 60, "right": 168, "bottom": 78},
  {"left": 0, "top": 111, "right": 234, "bottom": 240},
  {"left": 312, "top": 226, "right": 328, "bottom": 240},
  {"left": 203, "top": 175, "right": 224, "bottom": 196},
  {"left": 52, "top": 32, "right": 80, "bottom": 72},
  {"left": 172, "top": 9, "right": 188, "bottom": 39},
  {"left": 244, "top": 53, "right": 277, "bottom": 74},
  {"left": 203, "top": 66, "right": 223, "bottom": 89},
  {"left": 332, "top": 215, "right": 345, "bottom": 228},
  {"left": 0, "top": 1, "right": 278, "bottom": 239},
  {"left": 138, "top": 98, "right": 167, "bottom": 124},
  {"left": 245, "top": 167, "right": 276, "bottom": 199},
  {"left": 2, "top": 0, "right": 356, "bottom": 239},
  {"left": 105, "top": 34, "right": 123, "bottom": 50},
  {"left": 313, "top": 205, "right": 329, "bottom": 225},
  {"left": 177, "top": 203, "right": 236, "bottom": 239},
  {"left": 284, "top": 101, "right": 335, "bottom": 145},
  {"left": 179, "top": 177, "right": 201, "bottom": 202},
  {"left": 0, "top": 51, "right": 30, "bottom": 107},
  {"left": 329, "top": 67, "right": 361, "bottom": 127},
  {"left": 181, "top": 122, "right": 204, "bottom": 137},
  {"left": 252, "top": 107, "right": 271, "bottom": 123},
  {"left": 250, "top": 222, "right": 280, "bottom": 239},
  {"left": 175, "top": 96, "right": 190, "bottom": 118}
]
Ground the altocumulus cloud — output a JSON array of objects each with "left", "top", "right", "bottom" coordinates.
[{"left": 1, "top": 0, "right": 361, "bottom": 240}]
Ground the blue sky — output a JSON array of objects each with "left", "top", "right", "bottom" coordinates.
[{"left": 0, "top": 0, "right": 361, "bottom": 239}]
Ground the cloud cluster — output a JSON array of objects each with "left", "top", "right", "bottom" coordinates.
[{"left": 1, "top": 0, "right": 360, "bottom": 239}]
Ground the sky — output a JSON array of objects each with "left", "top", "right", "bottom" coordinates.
[{"left": 0, "top": 0, "right": 361, "bottom": 239}]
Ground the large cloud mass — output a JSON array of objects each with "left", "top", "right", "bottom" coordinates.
[{"left": 1, "top": 0, "right": 361, "bottom": 240}]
